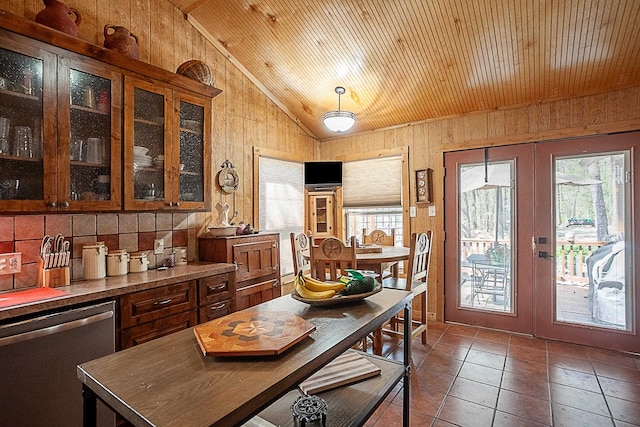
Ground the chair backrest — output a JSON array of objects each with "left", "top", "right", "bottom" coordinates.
[
  {"left": 290, "top": 232, "right": 312, "bottom": 275},
  {"left": 362, "top": 229, "right": 395, "bottom": 246},
  {"left": 404, "top": 231, "right": 433, "bottom": 291},
  {"left": 309, "top": 236, "right": 357, "bottom": 281}
]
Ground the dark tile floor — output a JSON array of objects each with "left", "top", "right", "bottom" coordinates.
[{"left": 364, "top": 322, "right": 640, "bottom": 426}]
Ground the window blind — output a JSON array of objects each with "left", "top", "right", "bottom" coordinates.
[
  {"left": 343, "top": 156, "right": 402, "bottom": 207},
  {"left": 258, "top": 157, "right": 304, "bottom": 276}
]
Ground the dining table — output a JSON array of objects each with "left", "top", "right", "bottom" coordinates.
[{"left": 356, "top": 245, "right": 411, "bottom": 278}]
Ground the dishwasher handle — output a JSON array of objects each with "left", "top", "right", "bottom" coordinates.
[{"left": 0, "top": 310, "right": 114, "bottom": 348}]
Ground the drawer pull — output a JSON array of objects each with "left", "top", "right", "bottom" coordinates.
[
  {"left": 211, "top": 284, "right": 227, "bottom": 291},
  {"left": 210, "top": 303, "right": 226, "bottom": 310},
  {"left": 153, "top": 298, "right": 173, "bottom": 306}
]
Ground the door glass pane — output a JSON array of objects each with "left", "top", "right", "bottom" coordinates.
[
  {"left": 458, "top": 162, "right": 513, "bottom": 313},
  {"left": 133, "top": 88, "right": 165, "bottom": 201},
  {"left": 69, "top": 69, "right": 111, "bottom": 201},
  {"left": 554, "top": 152, "right": 630, "bottom": 330},
  {"left": 0, "top": 48, "right": 44, "bottom": 200},
  {"left": 179, "top": 101, "right": 204, "bottom": 202}
]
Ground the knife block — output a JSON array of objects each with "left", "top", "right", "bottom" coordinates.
[{"left": 37, "top": 258, "right": 70, "bottom": 288}]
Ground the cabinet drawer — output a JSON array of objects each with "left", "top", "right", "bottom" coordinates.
[
  {"left": 198, "top": 273, "right": 234, "bottom": 305},
  {"left": 233, "top": 240, "right": 279, "bottom": 283},
  {"left": 198, "top": 299, "right": 235, "bottom": 323},
  {"left": 235, "top": 279, "right": 280, "bottom": 311},
  {"left": 120, "top": 281, "right": 197, "bottom": 327},
  {"left": 120, "top": 310, "right": 198, "bottom": 349}
]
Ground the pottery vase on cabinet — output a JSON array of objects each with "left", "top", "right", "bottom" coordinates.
[
  {"left": 103, "top": 25, "right": 139, "bottom": 60},
  {"left": 35, "top": 0, "right": 81, "bottom": 37}
]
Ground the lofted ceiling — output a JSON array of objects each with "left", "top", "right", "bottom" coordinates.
[{"left": 168, "top": 0, "right": 640, "bottom": 140}]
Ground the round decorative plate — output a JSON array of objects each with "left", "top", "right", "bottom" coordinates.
[
  {"left": 218, "top": 167, "right": 239, "bottom": 194},
  {"left": 291, "top": 282, "right": 382, "bottom": 306}
]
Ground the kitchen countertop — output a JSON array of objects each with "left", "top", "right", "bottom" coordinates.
[{"left": 0, "top": 262, "right": 236, "bottom": 322}]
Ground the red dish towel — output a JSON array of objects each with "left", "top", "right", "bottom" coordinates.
[{"left": 0, "top": 287, "right": 69, "bottom": 308}]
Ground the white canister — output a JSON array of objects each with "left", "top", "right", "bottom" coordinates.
[
  {"left": 107, "top": 250, "right": 129, "bottom": 276},
  {"left": 82, "top": 242, "right": 108, "bottom": 280},
  {"left": 129, "top": 251, "right": 149, "bottom": 273},
  {"left": 174, "top": 247, "right": 187, "bottom": 266}
]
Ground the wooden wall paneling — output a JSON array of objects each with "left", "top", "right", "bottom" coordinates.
[
  {"left": 549, "top": 98, "right": 572, "bottom": 130},
  {"left": 72, "top": 0, "right": 98, "bottom": 44},
  {"left": 504, "top": 107, "right": 529, "bottom": 136},
  {"left": 2, "top": 1, "right": 24, "bottom": 16},
  {"left": 151, "top": 0, "right": 174, "bottom": 69},
  {"left": 487, "top": 109, "right": 506, "bottom": 139},
  {"left": 109, "top": 0, "right": 130, "bottom": 29},
  {"left": 608, "top": 87, "right": 639, "bottom": 122},
  {"left": 130, "top": 0, "right": 150, "bottom": 63},
  {"left": 225, "top": 63, "right": 243, "bottom": 117},
  {"left": 528, "top": 102, "right": 551, "bottom": 134},
  {"left": 443, "top": 116, "right": 464, "bottom": 146},
  {"left": 22, "top": 0, "right": 39, "bottom": 19},
  {"left": 463, "top": 113, "right": 488, "bottom": 142},
  {"left": 585, "top": 92, "right": 608, "bottom": 126}
]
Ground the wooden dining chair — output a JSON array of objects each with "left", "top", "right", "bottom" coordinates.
[
  {"left": 362, "top": 229, "right": 395, "bottom": 246},
  {"left": 290, "top": 231, "right": 312, "bottom": 275},
  {"left": 309, "top": 236, "right": 357, "bottom": 282},
  {"left": 373, "top": 231, "right": 433, "bottom": 354},
  {"left": 362, "top": 228, "right": 397, "bottom": 278}
]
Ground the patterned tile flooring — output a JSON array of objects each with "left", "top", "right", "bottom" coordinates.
[{"left": 363, "top": 322, "right": 640, "bottom": 426}]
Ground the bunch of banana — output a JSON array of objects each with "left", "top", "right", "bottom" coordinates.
[{"left": 294, "top": 271, "right": 345, "bottom": 299}]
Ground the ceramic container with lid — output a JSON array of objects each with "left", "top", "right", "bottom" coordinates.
[
  {"left": 129, "top": 251, "right": 149, "bottom": 273},
  {"left": 82, "top": 241, "right": 107, "bottom": 279},
  {"left": 107, "top": 249, "right": 129, "bottom": 276}
]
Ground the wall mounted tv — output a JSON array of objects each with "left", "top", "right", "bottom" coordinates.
[{"left": 304, "top": 161, "right": 343, "bottom": 188}]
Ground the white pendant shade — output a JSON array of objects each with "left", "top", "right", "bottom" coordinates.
[
  {"left": 323, "top": 110, "right": 356, "bottom": 132},
  {"left": 323, "top": 86, "right": 355, "bottom": 132}
]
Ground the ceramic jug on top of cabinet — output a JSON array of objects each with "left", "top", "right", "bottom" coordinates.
[
  {"left": 103, "top": 25, "right": 139, "bottom": 59},
  {"left": 35, "top": 0, "right": 81, "bottom": 37}
]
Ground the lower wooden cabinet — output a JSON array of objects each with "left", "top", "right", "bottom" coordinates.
[
  {"left": 199, "top": 233, "right": 281, "bottom": 311},
  {"left": 198, "top": 273, "right": 235, "bottom": 322},
  {"left": 120, "top": 310, "right": 198, "bottom": 349}
]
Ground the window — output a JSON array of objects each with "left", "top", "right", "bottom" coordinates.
[
  {"left": 342, "top": 155, "right": 404, "bottom": 246},
  {"left": 258, "top": 155, "right": 304, "bottom": 276}
]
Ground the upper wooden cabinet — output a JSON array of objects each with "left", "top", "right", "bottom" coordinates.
[
  {"left": 123, "top": 77, "right": 211, "bottom": 211},
  {"left": 0, "top": 29, "right": 122, "bottom": 211},
  {"left": 305, "top": 188, "right": 343, "bottom": 239},
  {"left": 0, "top": 11, "right": 219, "bottom": 213}
]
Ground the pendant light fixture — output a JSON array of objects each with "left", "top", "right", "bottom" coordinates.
[{"left": 323, "top": 86, "right": 355, "bottom": 132}]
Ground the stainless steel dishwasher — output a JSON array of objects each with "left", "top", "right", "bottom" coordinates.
[{"left": 0, "top": 300, "right": 116, "bottom": 426}]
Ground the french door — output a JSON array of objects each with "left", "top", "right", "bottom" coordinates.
[{"left": 444, "top": 132, "right": 639, "bottom": 352}]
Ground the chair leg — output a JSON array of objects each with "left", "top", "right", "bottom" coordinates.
[
  {"left": 420, "top": 292, "right": 427, "bottom": 345},
  {"left": 373, "top": 327, "right": 383, "bottom": 355}
]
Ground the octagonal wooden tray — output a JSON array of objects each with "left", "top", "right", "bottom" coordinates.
[{"left": 193, "top": 309, "right": 316, "bottom": 357}]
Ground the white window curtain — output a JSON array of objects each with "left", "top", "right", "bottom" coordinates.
[
  {"left": 259, "top": 157, "right": 304, "bottom": 276},
  {"left": 343, "top": 156, "right": 402, "bottom": 207}
]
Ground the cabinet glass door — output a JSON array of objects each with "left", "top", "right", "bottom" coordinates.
[
  {"left": 59, "top": 58, "right": 122, "bottom": 210},
  {"left": 124, "top": 76, "right": 172, "bottom": 209},
  {"left": 0, "top": 43, "right": 52, "bottom": 207},
  {"left": 176, "top": 94, "right": 210, "bottom": 209}
]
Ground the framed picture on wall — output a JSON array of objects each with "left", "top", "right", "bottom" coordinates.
[{"left": 415, "top": 168, "right": 432, "bottom": 204}]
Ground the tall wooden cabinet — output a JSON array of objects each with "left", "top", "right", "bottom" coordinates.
[
  {"left": 305, "top": 187, "right": 343, "bottom": 239},
  {"left": 198, "top": 233, "right": 281, "bottom": 311},
  {"left": 0, "top": 11, "right": 219, "bottom": 213}
]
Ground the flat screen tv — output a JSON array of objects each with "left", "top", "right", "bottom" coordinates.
[{"left": 304, "top": 161, "right": 342, "bottom": 188}]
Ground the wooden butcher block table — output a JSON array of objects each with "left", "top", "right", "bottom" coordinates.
[{"left": 78, "top": 289, "right": 413, "bottom": 427}]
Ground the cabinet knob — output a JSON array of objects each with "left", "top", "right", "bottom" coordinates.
[
  {"left": 47, "top": 202, "right": 57, "bottom": 208},
  {"left": 167, "top": 202, "right": 173, "bottom": 207},
  {"left": 174, "top": 201, "right": 180, "bottom": 207},
  {"left": 60, "top": 201, "right": 70, "bottom": 208}
]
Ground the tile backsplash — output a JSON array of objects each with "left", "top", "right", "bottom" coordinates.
[{"left": 0, "top": 212, "right": 199, "bottom": 291}]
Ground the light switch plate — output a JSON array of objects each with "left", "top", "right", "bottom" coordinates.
[
  {"left": 154, "top": 239, "right": 165, "bottom": 255},
  {"left": 428, "top": 206, "right": 436, "bottom": 217},
  {"left": 0, "top": 252, "right": 22, "bottom": 275},
  {"left": 409, "top": 206, "right": 417, "bottom": 217}
]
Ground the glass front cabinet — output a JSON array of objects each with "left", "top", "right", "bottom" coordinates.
[
  {"left": 0, "top": 30, "right": 121, "bottom": 211},
  {"left": 123, "top": 76, "right": 211, "bottom": 211}
]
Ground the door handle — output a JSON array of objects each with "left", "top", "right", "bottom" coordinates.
[{"left": 538, "top": 251, "right": 554, "bottom": 259}]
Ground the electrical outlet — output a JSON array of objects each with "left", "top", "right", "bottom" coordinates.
[
  {"left": 409, "top": 206, "right": 417, "bottom": 217},
  {"left": 154, "top": 239, "right": 165, "bottom": 255},
  {"left": 0, "top": 252, "right": 22, "bottom": 275}
]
